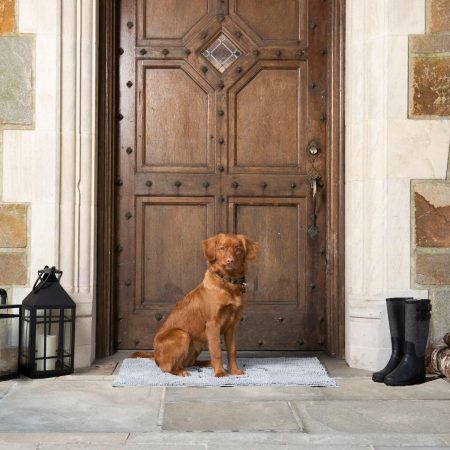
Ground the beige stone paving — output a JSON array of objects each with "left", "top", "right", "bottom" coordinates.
[{"left": 0, "top": 353, "right": 449, "bottom": 448}]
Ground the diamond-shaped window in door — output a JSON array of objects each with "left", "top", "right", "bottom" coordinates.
[{"left": 202, "top": 34, "right": 243, "bottom": 73}]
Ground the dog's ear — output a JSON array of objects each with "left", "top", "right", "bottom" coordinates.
[
  {"left": 239, "top": 235, "right": 259, "bottom": 261},
  {"left": 202, "top": 235, "right": 217, "bottom": 263}
]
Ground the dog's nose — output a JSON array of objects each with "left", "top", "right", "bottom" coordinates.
[{"left": 225, "top": 257, "right": 234, "bottom": 264}]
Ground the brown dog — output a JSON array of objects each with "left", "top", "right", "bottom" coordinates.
[{"left": 131, "top": 233, "right": 258, "bottom": 377}]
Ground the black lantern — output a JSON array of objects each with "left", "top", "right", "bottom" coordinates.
[
  {"left": 0, "top": 289, "right": 21, "bottom": 381},
  {"left": 20, "top": 266, "right": 76, "bottom": 378}
]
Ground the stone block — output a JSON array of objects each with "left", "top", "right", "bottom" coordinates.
[
  {"left": 0, "top": 204, "right": 27, "bottom": 248},
  {"left": 163, "top": 401, "right": 302, "bottom": 432},
  {"left": 320, "top": 377, "right": 450, "bottom": 401},
  {"left": 410, "top": 34, "right": 450, "bottom": 54},
  {"left": 409, "top": 34, "right": 450, "bottom": 118},
  {"left": 292, "top": 399, "right": 450, "bottom": 433},
  {"left": 416, "top": 252, "right": 450, "bottom": 285},
  {"left": 0, "top": 252, "right": 26, "bottom": 285},
  {"left": 0, "top": 36, "right": 33, "bottom": 125},
  {"left": 429, "top": 289, "right": 450, "bottom": 343},
  {"left": 165, "top": 386, "right": 324, "bottom": 403},
  {"left": 427, "top": 0, "right": 450, "bottom": 32},
  {"left": 411, "top": 56, "right": 450, "bottom": 117},
  {"left": 0, "top": 0, "right": 15, "bottom": 35},
  {"left": 0, "top": 380, "right": 162, "bottom": 432},
  {"left": 415, "top": 182, "right": 450, "bottom": 247}
]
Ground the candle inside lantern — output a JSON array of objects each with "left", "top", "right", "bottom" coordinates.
[{"left": 36, "top": 334, "right": 58, "bottom": 371}]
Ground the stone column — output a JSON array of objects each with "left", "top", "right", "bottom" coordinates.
[{"left": 58, "top": 0, "right": 98, "bottom": 367}]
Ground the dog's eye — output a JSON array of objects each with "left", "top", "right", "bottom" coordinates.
[{"left": 219, "top": 246, "right": 225, "bottom": 251}]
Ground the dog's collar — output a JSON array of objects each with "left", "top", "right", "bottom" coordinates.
[{"left": 210, "top": 269, "right": 247, "bottom": 291}]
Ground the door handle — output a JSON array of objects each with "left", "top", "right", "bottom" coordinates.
[{"left": 308, "top": 171, "right": 321, "bottom": 240}]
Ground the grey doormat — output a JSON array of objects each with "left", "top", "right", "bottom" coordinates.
[{"left": 113, "top": 357, "right": 337, "bottom": 387}]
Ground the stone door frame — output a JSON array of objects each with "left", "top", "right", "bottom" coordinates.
[{"left": 95, "top": 0, "right": 346, "bottom": 359}]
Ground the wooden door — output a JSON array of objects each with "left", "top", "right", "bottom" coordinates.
[{"left": 117, "top": 0, "right": 329, "bottom": 351}]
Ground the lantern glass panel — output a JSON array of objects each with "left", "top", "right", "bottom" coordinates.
[
  {"left": 35, "top": 308, "right": 62, "bottom": 372},
  {"left": 0, "top": 305, "right": 21, "bottom": 380},
  {"left": 62, "top": 309, "right": 73, "bottom": 369},
  {"left": 20, "top": 307, "right": 30, "bottom": 367}
]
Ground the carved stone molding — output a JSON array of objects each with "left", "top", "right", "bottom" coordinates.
[{"left": 58, "top": 0, "right": 97, "bottom": 300}]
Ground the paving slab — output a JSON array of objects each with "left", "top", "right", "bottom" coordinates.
[
  {"left": 39, "top": 445, "right": 207, "bottom": 450},
  {"left": 163, "top": 400, "right": 302, "bottom": 432},
  {"left": 320, "top": 377, "right": 450, "bottom": 400},
  {"left": 0, "top": 379, "right": 16, "bottom": 399},
  {"left": 165, "top": 385, "right": 325, "bottom": 403},
  {"left": 0, "top": 379, "right": 162, "bottom": 432},
  {"left": 441, "top": 434, "right": 450, "bottom": 446},
  {"left": 319, "top": 357, "right": 371, "bottom": 379},
  {"left": 128, "top": 432, "right": 450, "bottom": 447},
  {"left": 0, "top": 432, "right": 448, "bottom": 449},
  {"left": 74, "top": 360, "right": 118, "bottom": 376},
  {"left": 0, "top": 445, "right": 37, "bottom": 450},
  {"left": 374, "top": 447, "right": 450, "bottom": 450},
  {"left": 293, "top": 400, "right": 450, "bottom": 434},
  {"left": 0, "top": 432, "right": 129, "bottom": 446}
]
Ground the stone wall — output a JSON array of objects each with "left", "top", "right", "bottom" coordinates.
[
  {"left": 1, "top": 0, "right": 98, "bottom": 368},
  {"left": 346, "top": 0, "right": 450, "bottom": 370},
  {"left": 0, "top": 0, "right": 32, "bottom": 291},
  {"left": 410, "top": 0, "right": 450, "bottom": 345}
]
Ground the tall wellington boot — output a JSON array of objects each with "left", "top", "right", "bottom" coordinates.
[
  {"left": 384, "top": 299, "right": 431, "bottom": 386},
  {"left": 372, "top": 297, "right": 411, "bottom": 383}
]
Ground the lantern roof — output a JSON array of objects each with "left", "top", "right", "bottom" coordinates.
[{"left": 22, "top": 266, "right": 76, "bottom": 308}]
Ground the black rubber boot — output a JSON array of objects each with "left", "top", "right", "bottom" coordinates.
[
  {"left": 384, "top": 299, "right": 431, "bottom": 386},
  {"left": 372, "top": 298, "right": 410, "bottom": 383}
]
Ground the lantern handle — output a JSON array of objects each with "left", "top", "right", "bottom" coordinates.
[{"left": 33, "top": 266, "right": 63, "bottom": 292}]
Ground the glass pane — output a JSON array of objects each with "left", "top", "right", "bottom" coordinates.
[
  {"left": 202, "top": 34, "right": 243, "bottom": 73},
  {"left": 64, "top": 318, "right": 72, "bottom": 355},
  {"left": 0, "top": 307, "right": 20, "bottom": 377},
  {"left": 63, "top": 354, "right": 72, "bottom": 370},
  {"left": 63, "top": 309, "right": 73, "bottom": 369},
  {"left": 20, "top": 308, "right": 30, "bottom": 365},
  {"left": 35, "top": 308, "right": 61, "bottom": 371}
]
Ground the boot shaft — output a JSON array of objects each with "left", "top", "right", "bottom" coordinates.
[
  {"left": 405, "top": 299, "right": 432, "bottom": 358},
  {"left": 386, "top": 297, "right": 411, "bottom": 342}
]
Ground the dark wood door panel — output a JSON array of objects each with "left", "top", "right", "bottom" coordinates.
[
  {"left": 117, "top": 0, "right": 330, "bottom": 352},
  {"left": 135, "top": 196, "right": 216, "bottom": 308},
  {"left": 237, "top": 311, "right": 316, "bottom": 350},
  {"left": 137, "top": 0, "right": 216, "bottom": 47},
  {"left": 229, "top": 0, "right": 307, "bottom": 47},
  {"left": 228, "top": 61, "right": 307, "bottom": 173},
  {"left": 136, "top": 60, "right": 216, "bottom": 173},
  {"left": 227, "top": 197, "right": 308, "bottom": 309}
]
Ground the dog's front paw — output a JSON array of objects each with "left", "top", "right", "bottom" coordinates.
[
  {"left": 214, "top": 370, "right": 228, "bottom": 377},
  {"left": 230, "top": 368, "right": 246, "bottom": 376},
  {"left": 172, "top": 369, "right": 190, "bottom": 377}
]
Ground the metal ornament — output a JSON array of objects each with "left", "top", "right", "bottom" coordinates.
[{"left": 308, "top": 169, "right": 321, "bottom": 240}]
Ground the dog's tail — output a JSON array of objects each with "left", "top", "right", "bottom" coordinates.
[{"left": 129, "top": 351, "right": 155, "bottom": 359}]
